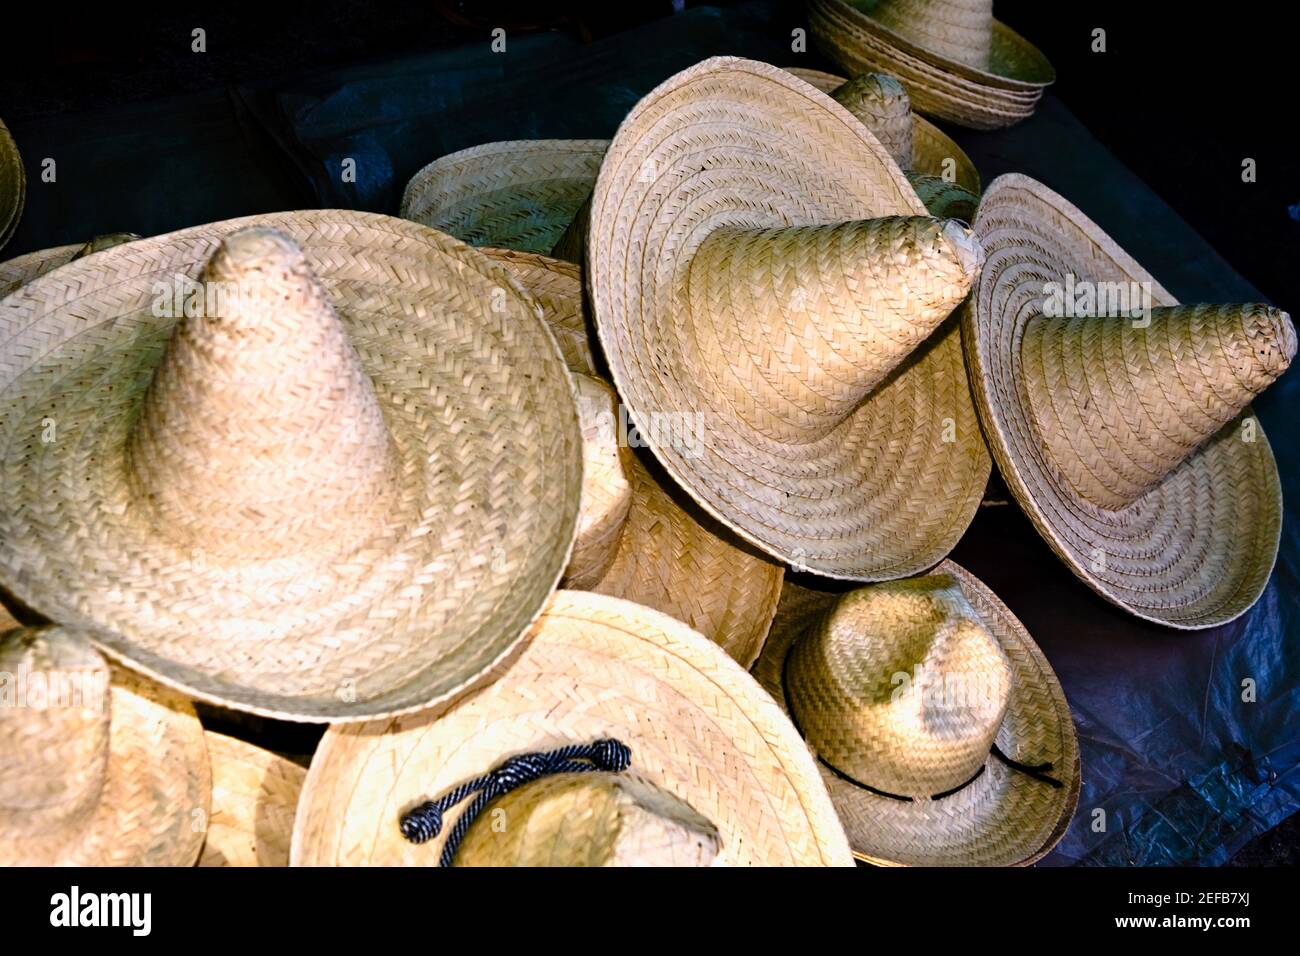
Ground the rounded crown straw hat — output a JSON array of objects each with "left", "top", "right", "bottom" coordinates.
[
  {"left": 806, "top": 0, "right": 1054, "bottom": 129},
  {"left": 401, "top": 140, "right": 608, "bottom": 256},
  {"left": 0, "top": 210, "right": 583, "bottom": 721},
  {"left": 963, "top": 174, "right": 1294, "bottom": 628},
  {"left": 0, "top": 233, "right": 141, "bottom": 300},
  {"left": 0, "top": 119, "right": 24, "bottom": 252},
  {"left": 198, "top": 731, "right": 306, "bottom": 867},
  {"left": 753, "top": 561, "right": 1079, "bottom": 866},
  {"left": 585, "top": 56, "right": 991, "bottom": 582},
  {"left": 0, "top": 626, "right": 210, "bottom": 866},
  {"left": 291, "top": 590, "right": 855, "bottom": 866}
]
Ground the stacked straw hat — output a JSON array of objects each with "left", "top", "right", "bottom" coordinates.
[
  {"left": 0, "top": 119, "right": 23, "bottom": 252},
  {"left": 753, "top": 562, "right": 1079, "bottom": 865},
  {"left": 964, "top": 174, "right": 1294, "bottom": 628},
  {"left": 0, "top": 211, "right": 583, "bottom": 721},
  {"left": 198, "top": 732, "right": 306, "bottom": 867},
  {"left": 584, "top": 56, "right": 990, "bottom": 581},
  {"left": 806, "top": 0, "right": 1054, "bottom": 129},
  {"left": 0, "top": 626, "right": 210, "bottom": 866},
  {"left": 291, "top": 590, "right": 855, "bottom": 866},
  {"left": 0, "top": 232, "right": 140, "bottom": 299}
]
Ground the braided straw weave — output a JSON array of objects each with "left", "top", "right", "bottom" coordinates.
[
  {"left": 291, "top": 591, "right": 855, "bottom": 866},
  {"left": 198, "top": 731, "right": 306, "bottom": 867},
  {"left": 563, "top": 374, "right": 634, "bottom": 589},
  {"left": 401, "top": 140, "right": 607, "bottom": 256},
  {"left": 0, "top": 626, "right": 210, "bottom": 866},
  {"left": 0, "top": 233, "right": 141, "bottom": 299},
  {"left": 480, "top": 247, "right": 599, "bottom": 374},
  {"left": 964, "top": 174, "right": 1291, "bottom": 628},
  {"left": 0, "top": 120, "right": 24, "bottom": 252},
  {"left": 806, "top": 0, "right": 1053, "bottom": 129},
  {"left": 0, "top": 210, "right": 583, "bottom": 721},
  {"left": 587, "top": 57, "right": 990, "bottom": 581},
  {"left": 753, "top": 561, "right": 1079, "bottom": 866}
]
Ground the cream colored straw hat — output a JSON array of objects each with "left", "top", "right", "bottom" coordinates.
[
  {"left": 0, "top": 626, "right": 210, "bottom": 866},
  {"left": 754, "top": 561, "right": 1079, "bottom": 866},
  {"left": 480, "top": 247, "right": 599, "bottom": 374},
  {"left": 401, "top": 140, "right": 607, "bottom": 255},
  {"left": 807, "top": 0, "right": 1054, "bottom": 129},
  {"left": 0, "top": 233, "right": 140, "bottom": 299},
  {"left": 0, "top": 211, "right": 583, "bottom": 721},
  {"left": 964, "top": 174, "right": 1293, "bottom": 628},
  {"left": 586, "top": 56, "right": 990, "bottom": 581},
  {"left": 198, "top": 731, "right": 306, "bottom": 867},
  {"left": 0, "top": 120, "right": 24, "bottom": 252},
  {"left": 291, "top": 590, "right": 855, "bottom": 866}
]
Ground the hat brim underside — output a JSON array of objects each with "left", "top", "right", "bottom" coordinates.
[
  {"left": 753, "top": 560, "right": 1079, "bottom": 866},
  {"left": 199, "top": 731, "right": 305, "bottom": 867},
  {"left": 0, "top": 122, "right": 25, "bottom": 252},
  {"left": 589, "top": 58, "right": 990, "bottom": 580},
  {"left": 290, "top": 590, "right": 855, "bottom": 866},
  {"left": 964, "top": 175, "right": 1283, "bottom": 629},
  {"left": 401, "top": 140, "right": 607, "bottom": 256},
  {"left": 0, "top": 210, "right": 583, "bottom": 720}
]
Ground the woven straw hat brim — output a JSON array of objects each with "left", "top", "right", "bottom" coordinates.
[
  {"left": 291, "top": 590, "right": 855, "bottom": 866},
  {"left": 963, "top": 175, "right": 1283, "bottom": 628},
  {"left": 0, "top": 660, "right": 210, "bottom": 866},
  {"left": 199, "top": 731, "right": 306, "bottom": 867},
  {"left": 401, "top": 140, "right": 607, "bottom": 255},
  {"left": 753, "top": 561, "right": 1079, "bottom": 866},
  {"left": 0, "top": 243, "right": 82, "bottom": 300},
  {"left": 480, "top": 247, "right": 599, "bottom": 375},
  {"left": 0, "top": 210, "right": 583, "bottom": 721},
  {"left": 587, "top": 56, "right": 990, "bottom": 581},
  {"left": 0, "top": 121, "right": 24, "bottom": 253},
  {"left": 784, "top": 67, "right": 980, "bottom": 194}
]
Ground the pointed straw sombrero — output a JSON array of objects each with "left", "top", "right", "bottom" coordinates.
[
  {"left": 401, "top": 140, "right": 607, "bottom": 256},
  {"left": 0, "top": 233, "right": 141, "bottom": 299},
  {"left": 198, "top": 731, "right": 306, "bottom": 867},
  {"left": 586, "top": 56, "right": 990, "bottom": 581},
  {"left": 807, "top": 0, "right": 1054, "bottom": 129},
  {"left": 753, "top": 561, "right": 1079, "bottom": 866},
  {"left": 0, "top": 211, "right": 583, "bottom": 721},
  {"left": 963, "top": 175, "right": 1293, "bottom": 628},
  {"left": 0, "top": 120, "right": 24, "bottom": 252},
  {"left": 0, "top": 626, "right": 210, "bottom": 866},
  {"left": 291, "top": 590, "right": 855, "bottom": 866}
]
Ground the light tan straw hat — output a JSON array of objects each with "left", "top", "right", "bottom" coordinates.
[
  {"left": 0, "top": 120, "right": 24, "bottom": 252},
  {"left": 963, "top": 174, "right": 1293, "bottom": 628},
  {"left": 807, "top": 0, "right": 1054, "bottom": 129},
  {"left": 0, "top": 211, "right": 583, "bottom": 721},
  {"left": 480, "top": 247, "right": 598, "bottom": 373},
  {"left": 401, "top": 140, "right": 607, "bottom": 255},
  {"left": 291, "top": 590, "right": 855, "bottom": 866},
  {"left": 0, "top": 626, "right": 210, "bottom": 866},
  {"left": 0, "top": 233, "right": 141, "bottom": 299},
  {"left": 198, "top": 731, "right": 306, "bottom": 867},
  {"left": 754, "top": 561, "right": 1079, "bottom": 866},
  {"left": 586, "top": 56, "right": 990, "bottom": 581}
]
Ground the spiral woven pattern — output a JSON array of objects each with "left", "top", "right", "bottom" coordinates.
[
  {"left": 0, "top": 120, "right": 24, "bottom": 252},
  {"left": 291, "top": 590, "right": 855, "bottom": 866},
  {"left": 198, "top": 731, "right": 306, "bottom": 867},
  {"left": 0, "top": 234, "right": 142, "bottom": 300},
  {"left": 963, "top": 175, "right": 1286, "bottom": 628}
]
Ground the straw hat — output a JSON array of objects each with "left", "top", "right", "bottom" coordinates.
[
  {"left": 807, "top": 0, "right": 1054, "bottom": 129},
  {"left": 479, "top": 247, "right": 599, "bottom": 374},
  {"left": 753, "top": 561, "right": 1079, "bottom": 865},
  {"left": 0, "top": 233, "right": 141, "bottom": 299},
  {"left": 963, "top": 174, "right": 1293, "bottom": 628},
  {"left": 291, "top": 590, "right": 855, "bottom": 866},
  {"left": 586, "top": 56, "right": 990, "bottom": 581},
  {"left": 0, "top": 211, "right": 583, "bottom": 721},
  {"left": 0, "top": 119, "right": 24, "bottom": 252},
  {"left": 0, "top": 626, "right": 210, "bottom": 866},
  {"left": 198, "top": 731, "right": 306, "bottom": 867},
  {"left": 562, "top": 373, "right": 634, "bottom": 588},
  {"left": 401, "top": 140, "right": 607, "bottom": 255},
  {"left": 784, "top": 67, "right": 979, "bottom": 196}
]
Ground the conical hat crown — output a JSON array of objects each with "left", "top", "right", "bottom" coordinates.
[
  {"left": 832, "top": 73, "right": 914, "bottom": 169},
  {"left": 1021, "top": 304, "right": 1295, "bottom": 509},
  {"left": 871, "top": 0, "right": 995, "bottom": 70}
]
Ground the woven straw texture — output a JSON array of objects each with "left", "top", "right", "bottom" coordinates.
[
  {"left": 0, "top": 626, "right": 210, "bottom": 866},
  {"left": 0, "top": 233, "right": 142, "bottom": 300},
  {"left": 563, "top": 373, "right": 635, "bottom": 588},
  {"left": 480, "top": 247, "right": 599, "bottom": 374},
  {"left": 963, "top": 174, "right": 1289, "bottom": 628},
  {"left": 807, "top": 0, "right": 1053, "bottom": 129},
  {"left": 198, "top": 731, "right": 306, "bottom": 867},
  {"left": 0, "top": 210, "right": 583, "bottom": 721},
  {"left": 291, "top": 590, "right": 855, "bottom": 866},
  {"left": 753, "top": 561, "right": 1079, "bottom": 866},
  {"left": 0, "top": 120, "right": 24, "bottom": 252},
  {"left": 401, "top": 140, "right": 606, "bottom": 255},
  {"left": 587, "top": 57, "right": 990, "bottom": 580}
]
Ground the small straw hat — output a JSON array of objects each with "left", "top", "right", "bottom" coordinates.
[
  {"left": 753, "top": 561, "right": 1079, "bottom": 866},
  {"left": 0, "top": 120, "right": 24, "bottom": 252},
  {"left": 401, "top": 140, "right": 607, "bottom": 255},
  {"left": 585, "top": 56, "right": 990, "bottom": 581},
  {"left": 0, "top": 626, "right": 210, "bottom": 866},
  {"left": 198, "top": 731, "right": 306, "bottom": 867},
  {"left": 0, "top": 211, "right": 583, "bottom": 721},
  {"left": 963, "top": 174, "right": 1293, "bottom": 628},
  {"left": 291, "top": 590, "right": 855, "bottom": 866},
  {"left": 0, "top": 233, "right": 141, "bottom": 299},
  {"left": 807, "top": 0, "right": 1054, "bottom": 129}
]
